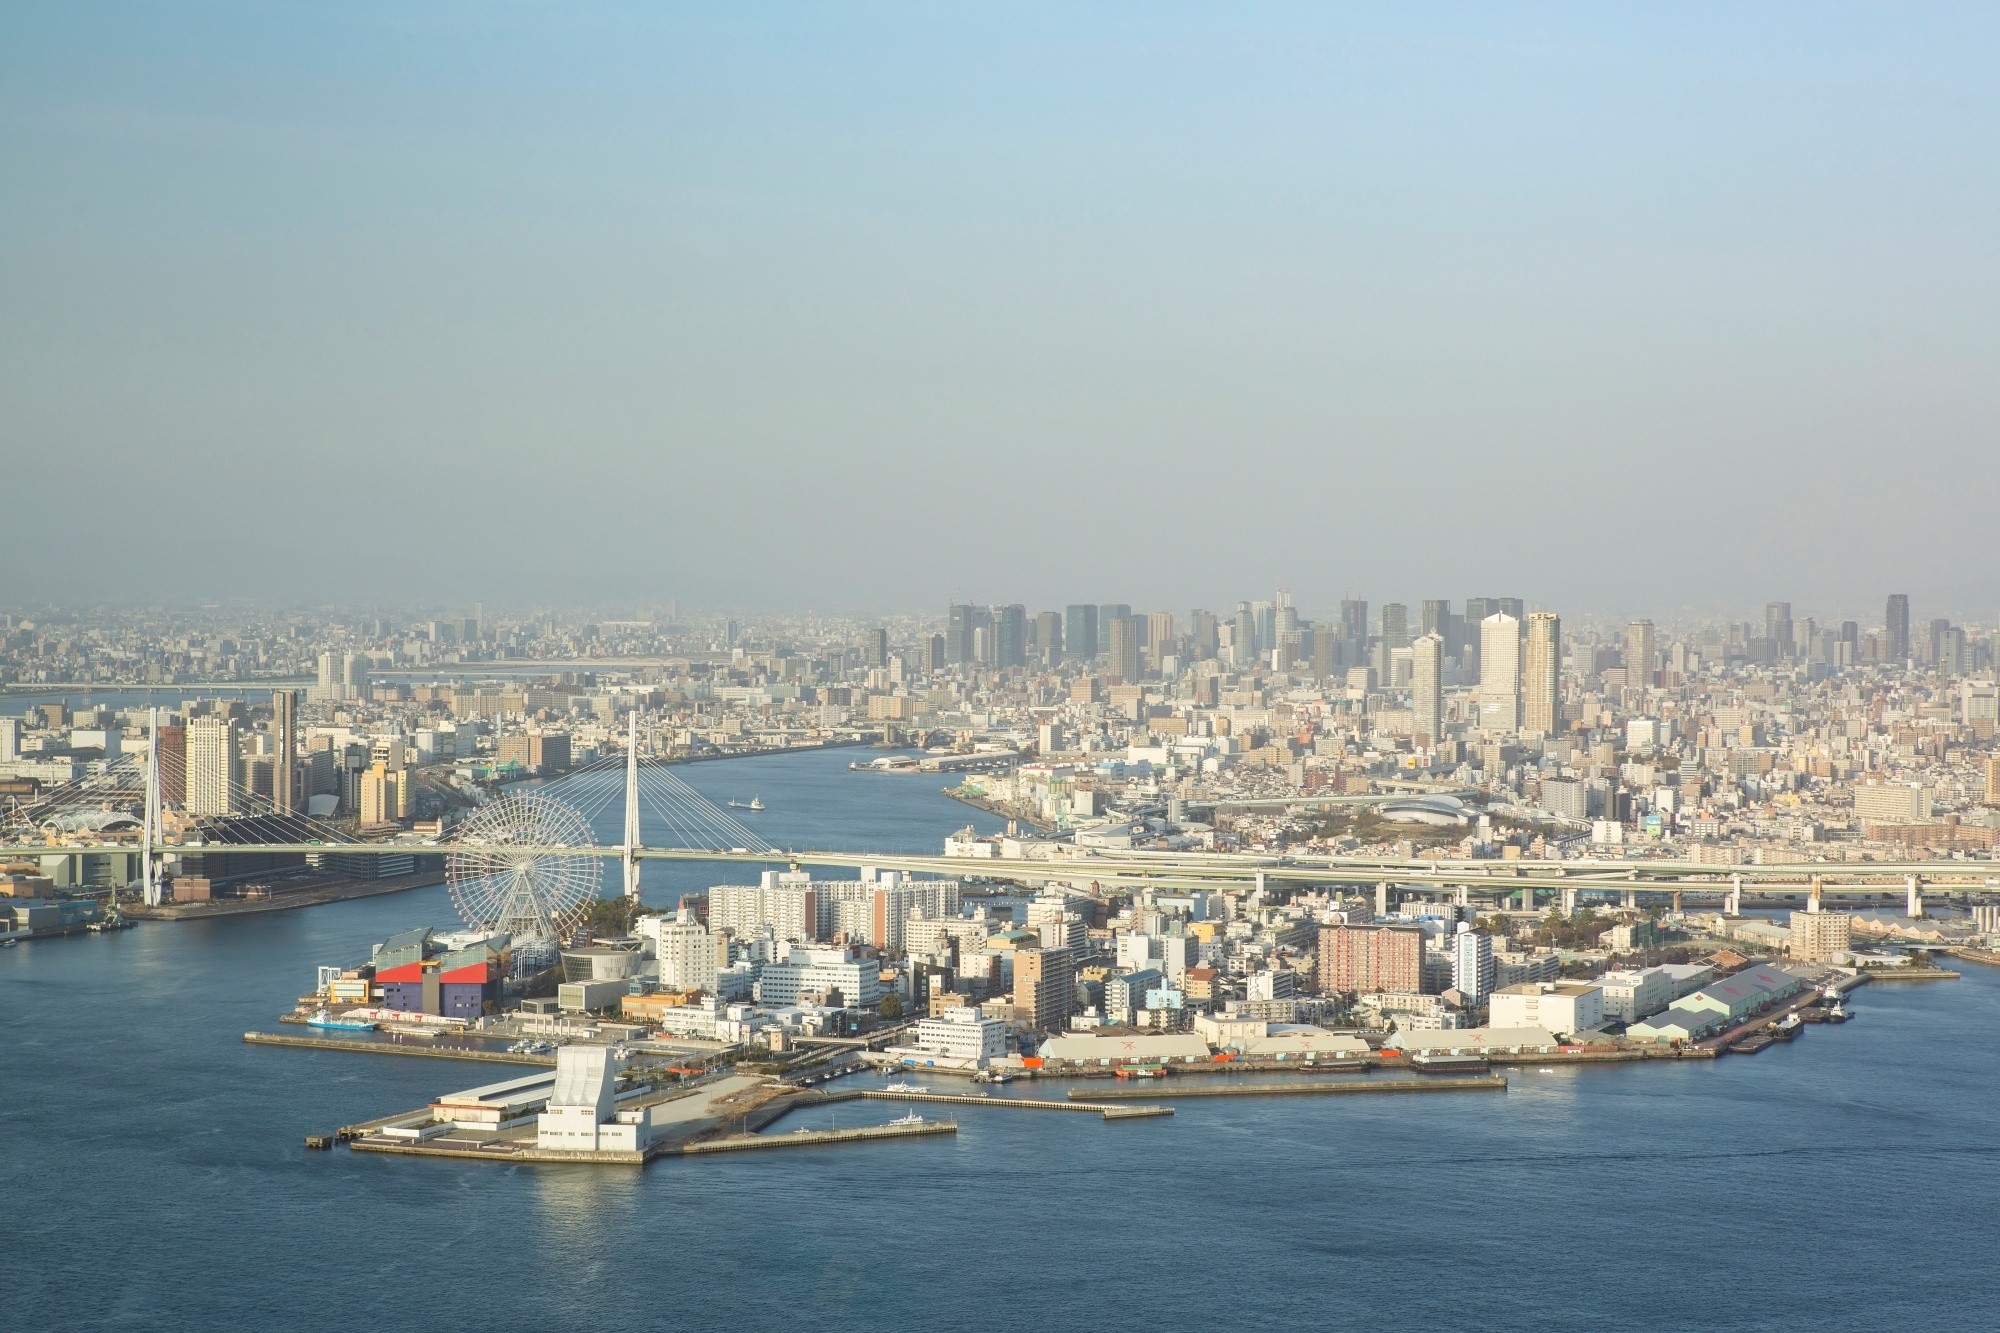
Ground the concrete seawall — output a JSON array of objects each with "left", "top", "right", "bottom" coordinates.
[
  {"left": 244, "top": 1030, "right": 555, "bottom": 1066},
  {"left": 670, "top": 1120, "right": 958, "bottom": 1155},
  {"left": 1072, "top": 1075, "right": 1507, "bottom": 1101}
]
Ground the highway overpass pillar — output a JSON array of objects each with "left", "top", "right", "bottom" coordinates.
[
  {"left": 1907, "top": 874, "right": 1925, "bottom": 919},
  {"left": 1727, "top": 875, "right": 1743, "bottom": 917},
  {"left": 1375, "top": 882, "right": 1389, "bottom": 918},
  {"left": 1560, "top": 886, "right": 1578, "bottom": 916},
  {"left": 1808, "top": 876, "right": 1822, "bottom": 914},
  {"left": 1455, "top": 885, "right": 1469, "bottom": 908},
  {"left": 1621, "top": 888, "right": 1637, "bottom": 911}
]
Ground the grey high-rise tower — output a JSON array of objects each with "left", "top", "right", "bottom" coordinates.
[
  {"left": 1886, "top": 594, "right": 1911, "bottom": 662},
  {"left": 1065, "top": 604, "right": 1099, "bottom": 661}
]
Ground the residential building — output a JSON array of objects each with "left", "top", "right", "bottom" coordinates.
[
  {"left": 1316, "top": 924, "right": 1425, "bottom": 996},
  {"left": 1015, "top": 947, "right": 1076, "bottom": 1031},
  {"left": 1478, "top": 613, "right": 1521, "bottom": 733},
  {"left": 1789, "top": 912, "right": 1852, "bottom": 963},
  {"left": 1522, "top": 612, "right": 1560, "bottom": 737}
]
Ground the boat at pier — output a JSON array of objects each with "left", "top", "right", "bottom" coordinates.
[{"left": 304, "top": 1009, "right": 377, "bottom": 1032}]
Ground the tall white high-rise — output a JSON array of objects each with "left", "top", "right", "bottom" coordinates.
[
  {"left": 185, "top": 717, "right": 243, "bottom": 817},
  {"left": 1452, "top": 925, "right": 1495, "bottom": 1005},
  {"left": 1523, "top": 612, "right": 1561, "bottom": 737},
  {"left": 1412, "top": 633, "right": 1444, "bottom": 743},
  {"left": 1478, "top": 613, "right": 1521, "bottom": 733}
]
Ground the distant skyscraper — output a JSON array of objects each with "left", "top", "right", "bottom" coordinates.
[
  {"left": 1886, "top": 594, "right": 1911, "bottom": 662},
  {"left": 1522, "top": 612, "right": 1560, "bottom": 737},
  {"left": 185, "top": 717, "right": 242, "bottom": 817},
  {"left": 1462, "top": 597, "right": 1496, "bottom": 671},
  {"left": 1927, "top": 617, "right": 1952, "bottom": 668},
  {"left": 1765, "top": 601, "right": 1793, "bottom": 656},
  {"left": 867, "top": 627, "right": 889, "bottom": 667},
  {"left": 1478, "top": 613, "right": 1521, "bottom": 733},
  {"left": 1420, "top": 599, "right": 1451, "bottom": 640},
  {"left": 1412, "top": 633, "right": 1444, "bottom": 743},
  {"left": 1340, "top": 599, "right": 1368, "bottom": 662},
  {"left": 1064, "top": 604, "right": 1098, "bottom": 661},
  {"left": 994, "top": 604, "right": 1028, "bottom": 669},
  {"left": 946, "top": 604, "right": 983, "bottom": 665},
  {"left": 1189, "top": 610, "right": 1218, "bottom": 660},
  {"left": 1313, "top": 627, "right": 1341, "bottom": 682},
  {"left": 1233, "top": 603, "right": 1258, "bottom": 664},
  {"left": 1106, "top": 615, "right": 1141, "bottom": 682},
  {"left": 272, "top": 689, "right": 299, "bottom": 816},
  {"left": 1098, "top": 603, "right": 1131, "bottom": 644},
  {"left": 1035, "top": 611, "right": 1062, "bottom": 664},
  {"left": 1380, "top": 603, "right": 1409, "bottom": 651},
  {"left": 1624, "top": 620, "right": 1657, "bottom": 693}
]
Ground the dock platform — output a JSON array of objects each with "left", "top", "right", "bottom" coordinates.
[
  {"left": 1071, "top": 1075, "right": 1507, "bottom": 1101},
  {"left": 244, "top": 1031, "right": 555, "bottom": 1066}
]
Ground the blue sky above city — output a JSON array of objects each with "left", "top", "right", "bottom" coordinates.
[{"left": 5, "top": 4, "right": 1998, "bottom": 619}]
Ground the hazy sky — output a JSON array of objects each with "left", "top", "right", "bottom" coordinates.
[{"left": 5, "top": 4, "right": 1998, "bottom": 621}]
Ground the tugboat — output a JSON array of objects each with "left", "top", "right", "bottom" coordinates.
[
  {"left": 1773, "top": 1013, "right": 1803, "bottom": 1041},
  {"left": 1824, "top": 999, "right": 1853, "bottom": 1023}
]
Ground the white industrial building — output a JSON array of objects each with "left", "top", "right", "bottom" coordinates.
[
  {"left": 1595, "top": 967, "right": 1676, "bottom": 1023},
  {"left": 888, "top": 1006, "right": 1009, "bottom": 1069},
  {"left": 1489, "top": 982, "right": 1604, "bottom": 1038},
  {"left": 536, "top": 1047, "right": 653, "bottom": 1153}
]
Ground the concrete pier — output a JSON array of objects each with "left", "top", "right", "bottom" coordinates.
[
  {"left": 850, "top": 1089, "right": 1173, "bottom": 1119},
  {"left": 670, "top": 1119, "right": 958, "bottom": 1155},
  {"left": 1072, "top": 1075, "right": 1506, "bottom": 1101},
  {"left": 244, "top": 1031, "right": 555, "bottom": 1066}
]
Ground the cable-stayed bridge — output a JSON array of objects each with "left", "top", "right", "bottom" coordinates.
[{"left": 3, "top": 714, "right": 1993, "bottom": 914}]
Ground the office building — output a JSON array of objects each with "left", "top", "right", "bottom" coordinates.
[
  {"left": 1035, "top": 611, "right": 1063, "bottom": 664},
  {"left": 1522, "top": 612, "right": 1560, "bottom": 737},
  {"left": 1765, "top": 601, "right": 1793, "bottom": 656},
  {"left": 1412, "top": 633, "right": 1444, "bottom": 743},
  {"left": 1098, "top": 604, "right": 1132, "bottom": 646},
  {"left": 1478, "top": 613, "right": 1521, "bottom": 734},
  {"left": 905, "top": 1006, "right": 1009, "bottom": 1067},
  {"left": 1064, "top": 604, "right": 1099, "bottom": 662},
  {"left": 1380, "top": 603, "right": 1410, "bottom": 651},
  {"left": 184, "top": 718, "right": 242, "bottom": 817},
  {"left": 1232, "top": 604, "right": 1258, "bottom": 663},
  {"left": 867, "top": 627, "right": 889, "bottom": 666},
  {"left": 994, "top": 604, "right": 1028, "bottom": 669},
  {"left": 1315, "top": 925, "right": 1425, "bottom": 995},
  {"left": 1886, "top": 594, "right": 1911, "bottom": 662}
]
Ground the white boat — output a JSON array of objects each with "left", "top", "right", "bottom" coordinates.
[
  {"left": 891, "top": 1111, "right": 926, "bottom": 1126},
  {"left": 726, "top": 796, "right": 766, "bottom": 811},
  {"left": 882, "top": 1082, "right": 924, "bottom": 1094}
]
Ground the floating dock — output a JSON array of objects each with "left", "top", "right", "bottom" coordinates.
[{"left": 1071, "top": 1075, "right": 1506, "bottom": 1101}]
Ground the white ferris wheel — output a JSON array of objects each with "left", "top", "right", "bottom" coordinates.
[{"left": 446, "top": 793, "right": 601, "bottom": 966}]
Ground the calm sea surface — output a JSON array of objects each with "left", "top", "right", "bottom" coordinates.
[{"left": 6, "top": 747, "right": 2000, "bottom": 1331}]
